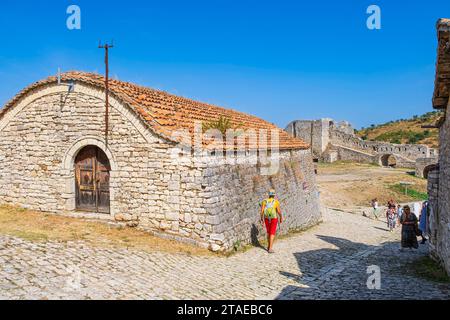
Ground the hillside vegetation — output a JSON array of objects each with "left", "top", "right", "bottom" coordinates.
[{"left": 356, "top": 111, "right": 443, "bottom": 148}]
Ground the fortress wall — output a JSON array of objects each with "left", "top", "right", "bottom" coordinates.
[
  {"left": 329, "top": 128, "right": 430, "bottom": 160},
  {"left": 287, "top": 118, "right": 434, "bottom": 166},
  {"left": 286, "top": 120, "right": 330, "bottom": 157}
]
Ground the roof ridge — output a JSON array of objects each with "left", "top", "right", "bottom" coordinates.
[
  {"left": 62, "top": 71, "right": 275, "bottom": 125},
  {"left": 1, "top": 71, "right": 309, "bottom": 150}
]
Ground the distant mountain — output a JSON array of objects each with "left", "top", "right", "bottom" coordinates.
[{"left": 356, "top": 111, "right": 443, "bottom": 148}]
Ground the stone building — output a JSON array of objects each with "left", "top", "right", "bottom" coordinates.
[
  {"left": 286, "top": 118, "right": 436, "bottom": 168},
  {"left": 428, "top": 18, "right": 450, "bottom": 274},
  {"left": 0, "top": 72, "right": 321, "bottom": 251}
]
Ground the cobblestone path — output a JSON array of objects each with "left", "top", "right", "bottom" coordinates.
[{"left": 1, "top": 209, "right": 449, "bottom": 300}]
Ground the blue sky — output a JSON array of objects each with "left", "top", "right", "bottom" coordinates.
[{"left": 0, "top": 0, "right": 448, "bottom": 129}]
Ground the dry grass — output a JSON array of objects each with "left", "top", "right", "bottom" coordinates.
[
  {"left": 317, "top": 162, "right": 428, "bottom": 208},
  {"left": 0, "top": 205, "right": 211, "bottom": 256}
]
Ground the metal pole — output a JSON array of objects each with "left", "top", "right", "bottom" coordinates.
[
  {"left": 105, "top": 45, "right": 109, "bottom": 147},
  {"left": 99, "top": 42, "right": 113, "bottom": 147}
]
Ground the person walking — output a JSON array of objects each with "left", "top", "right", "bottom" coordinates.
[
  {"left": 400, "top": 205, "right": 419, "bottom": 250},
  {"left": 387, "top": 208, "right": 397, "bottom": 232},
  {"left": 260, "top": 189, "right": 283, "bottom": 253},
  {"left": 418, "top": 201, "right": 429, "bottom": 244},
  {"left": 387, "top": 199, "right": 396, "bottom": 211},
  {"left": 371, "top": 198, "right": 379, "bottom": 220}
]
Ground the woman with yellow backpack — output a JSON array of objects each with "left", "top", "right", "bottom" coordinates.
[{"left": 260, "top": 189, "right": 283, "bottom": 253}]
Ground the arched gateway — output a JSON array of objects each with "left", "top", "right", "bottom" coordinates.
[
  {"left": 75, "top": 145, "right": 111, "bottom": 213},
  {"left": 380, "top": 154, "right": 397, "bottom": 167},
  {"left": 423, "top": 164, "right": 438, "bottom": 179}
]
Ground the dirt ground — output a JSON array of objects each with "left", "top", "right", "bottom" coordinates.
[
  {"left": 316, "top": 162, "right": 428, "bottom": 210},
  {"left": 0, "top": 205, "right": 211, "bottom": 256}
]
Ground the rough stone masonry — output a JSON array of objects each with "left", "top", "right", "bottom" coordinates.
[
  {"left": 428, "top": 18, "right": 450, "bottom": 275},
  {"left": 286, "top": 118, "right": 437, "bottom": 169},
  {"left": 0, "top": 72, "right": 321, "bottom": 252}
]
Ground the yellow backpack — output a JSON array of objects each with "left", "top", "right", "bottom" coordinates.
[{"left": 264, "top": 198, "right": 278, "bottom": 219}]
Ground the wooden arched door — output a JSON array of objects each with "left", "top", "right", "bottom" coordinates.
[{"left": 75, "top": 145, "right": 111, "bottom": 213}]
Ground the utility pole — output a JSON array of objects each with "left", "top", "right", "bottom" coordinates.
[{"left": 98, "top": 41, "right": 114, "bottom": 146}]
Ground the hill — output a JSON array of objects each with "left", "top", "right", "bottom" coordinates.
[{"left": 356, "top": 111, "right": 443, "bottom": 148}]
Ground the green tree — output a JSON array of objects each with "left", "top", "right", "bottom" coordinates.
[{"left": 202, "top": 116, "right": 243, "bottom": 135}]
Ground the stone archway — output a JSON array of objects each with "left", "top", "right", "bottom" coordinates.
[
  {"left": 61, "top": 136, "right": 117, "bottom": 214},
  {"left": 380, "top": 154, "right": 397, "bottom": 167},
  {"left": 423, "top": 164, "right": 438, "bottom": 179},
  {"left": 75, "top": 145, "right": 111, "bottom": 213}
]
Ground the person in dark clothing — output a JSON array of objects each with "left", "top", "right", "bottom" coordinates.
[{"left": 400, "top": 205, "right": 419, "bottom": 250}]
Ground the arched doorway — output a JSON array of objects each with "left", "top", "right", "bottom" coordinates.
[
  {"left": 380, "top": 154, "right": 396, "bottom": 167},
  {"left": 75, "top": 145, "right": 111, "bottom": 213},
  {"left": 423, "top": 164, "right": 438, "bottom": 179}
]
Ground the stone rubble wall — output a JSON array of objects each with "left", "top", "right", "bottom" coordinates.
[
  {"left": 427, "top": 168, "right": 440, "bottom": 261},
  {"left": 0, "top": 83, "right": 322, "bottom": 251},
  {"left": 199, "top": 149, "right": 322, "bottom": 250},
  {"left": 429, "top": 101, "right": 450, "bottom": 275}
]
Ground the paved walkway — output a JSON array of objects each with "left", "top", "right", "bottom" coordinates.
[{"left": 0, "top": 209, "right": 449, "bottom": 300}]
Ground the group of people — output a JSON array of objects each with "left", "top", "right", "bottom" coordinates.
[
  {"left": 371, "top": 198, "right": 429, "bottom": 250},
  {"left": 259, "top": 191, "right": 430, "bottom": 254}
]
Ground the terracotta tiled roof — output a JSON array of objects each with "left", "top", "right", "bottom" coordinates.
[
  {"left": 433, "top": 19, "right": 450, "bottom": 109},
  {"left": 0, "top": 71, "right": 309, "bottom": 150}
]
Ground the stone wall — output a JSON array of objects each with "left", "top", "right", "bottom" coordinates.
[
  {"left": 286, "top": 118, "right": 434, "bottom": 168},
  {"left": 429, "top": 100, "right": 450, "bottom": 274},
  {"left": 200, "top": 149, "right": 322, "bottom": 250},
  {"left": 415, "top": 157, "right": 439, "bottom": 178},
  {"left": 285, "top": 119, "right": 330, "bottom": 158},
  {"left": 333, "top": 145, "right": 376, "bottom": 164},
  {"left": 427, "top": 168, "right": 440, "bottom": 260},
  {"left": 0, "top": 82, "right": 322, "bottom": 251},
  {"left": 330, "top": 129, "right": 431, "bottom": 161},
  {"left": 335, "top": 121, "right": 355, "bottom": 135}
]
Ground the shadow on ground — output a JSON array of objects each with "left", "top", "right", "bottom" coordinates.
[
  {"left": 275, "top": 235, "right": 450, "bottom": 300},
  {"left": 251, "top": 224, "right": 264, "bottom": 249}
]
